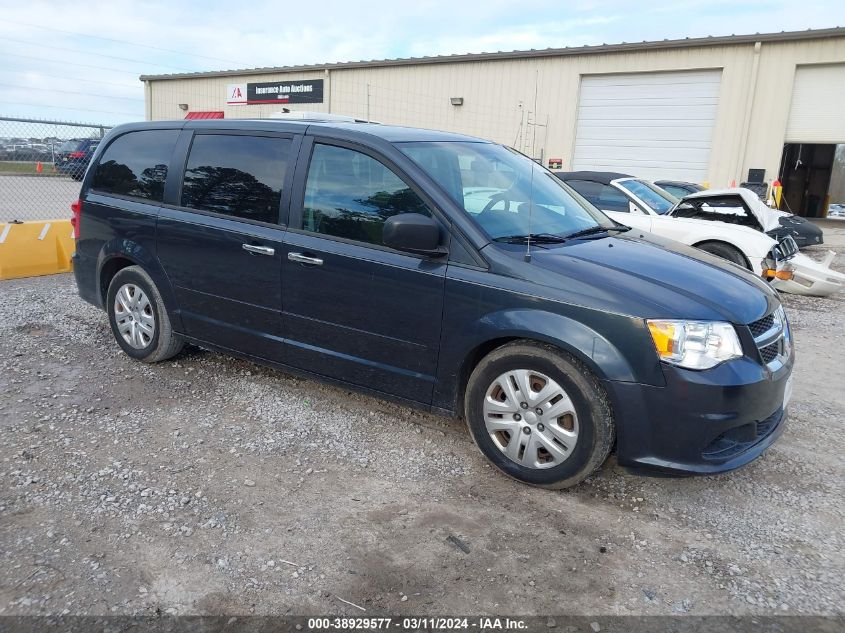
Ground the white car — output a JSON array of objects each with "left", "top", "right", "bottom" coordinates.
[
  {"left": 676, "top": 187, "right": 824, "bottom": 248},
  {"left": 558, "top": 172, "right": 844, "bottom": 296}
]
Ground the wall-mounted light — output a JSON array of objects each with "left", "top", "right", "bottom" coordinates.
[
  {"left": 450, "top": 97, "right": 464, "bottom": 106},
  {"left": 178, "top": 103, "right": 189, "bottom": 111}
]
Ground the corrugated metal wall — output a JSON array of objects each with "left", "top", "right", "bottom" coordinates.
[
  {"left": 785, "top": 63, "right": 845, "bottom": 143},
  {"left": 146, "top": 37, "right": 845, "bottom": 187}
]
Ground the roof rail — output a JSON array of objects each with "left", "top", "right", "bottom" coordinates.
[{"left": 268, "top": 111, "right": 375, "bottom": 123}]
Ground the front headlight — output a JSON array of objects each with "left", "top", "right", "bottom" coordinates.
[{"left": 647, "top": 319, "right": 743, "bottom": 370}]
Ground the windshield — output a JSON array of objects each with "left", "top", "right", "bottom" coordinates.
[
  {"left": 618, "top": 179, "right": 678, "bottom": 215},
  {"left": 398, "top": 141, "right": 614, "bottom": 240}
]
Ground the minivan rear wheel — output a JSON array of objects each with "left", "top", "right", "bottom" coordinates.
[
  {"left": 106, "top": 266, "right": 183, "bottom": 363},
  {"left": 464, "top": 341, "right": 614, "bottom": 488}
]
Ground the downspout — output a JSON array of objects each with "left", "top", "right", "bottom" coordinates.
[
  {"left": 143, "top": 80, "right": 153, "bottom": 121},
  {"left": 325, "top": 68, "right": 331, "bottom": 114},
  {"left": 736, "top": 41, "right": 762, "bottom": 184}
]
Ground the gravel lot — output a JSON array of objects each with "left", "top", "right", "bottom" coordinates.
[
  {"left": 1, "top": 229, "right": 843, "bottom": 618},
  {"left": 0, "top": 175, "right": 81, "bottom": 223}
]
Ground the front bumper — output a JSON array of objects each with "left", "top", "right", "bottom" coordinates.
[
  {"left": 770, "top": 251, "right": 845, "bottom": 297},
  {"left": 604, "top": 354, "right": 793, "bottom": 476}
]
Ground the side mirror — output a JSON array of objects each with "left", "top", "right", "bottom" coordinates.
[{"left": 383, "top": 213, "right": 446, "bottom": 257}]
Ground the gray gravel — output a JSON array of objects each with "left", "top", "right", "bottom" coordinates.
[{"left": 0, "top": 239, "right": 843, "bottom": 616}]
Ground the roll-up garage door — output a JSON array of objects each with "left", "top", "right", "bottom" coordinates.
[
  {"left": 572, "top": 70, "right": 722, "bottom": 182},
  {"left": 785, "top": 64, "right": 845, "bottom": 143}
]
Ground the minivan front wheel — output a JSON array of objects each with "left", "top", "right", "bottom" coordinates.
[
  {"left": 106, "top": 266, "right": 183, "bottom": 363},
  {"left": 464, "top": 341, "right": 614, "bottom": 488}
]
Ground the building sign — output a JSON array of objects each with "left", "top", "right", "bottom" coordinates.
[
  {"left": 227, "top": 80, "right": 324, "bottom": 105},
  {"left": 548, "top": 158, "right": 563, "bottom": 170}
]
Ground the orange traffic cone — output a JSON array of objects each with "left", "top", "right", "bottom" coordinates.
[
  {"left": 730, "top": 179, "right": 736, "bottom": 188},
  {"left": 36, "top": 162, "right": 43, "bottom": 173}
]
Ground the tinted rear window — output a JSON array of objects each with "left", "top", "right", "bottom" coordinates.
[
  {"left": 59, "top": 140, "right": 83, "bottom": 152},
  {"left": 91, "top": 130, "right": 179, "bottom": 201},
  {"left": 180, "top": 134, "right": 291, "bottom": 224}
]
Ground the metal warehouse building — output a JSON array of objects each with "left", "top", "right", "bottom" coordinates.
[{"left": 141, "top": 27, "right": 845, "bottom": 217}]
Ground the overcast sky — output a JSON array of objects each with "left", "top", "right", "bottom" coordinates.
[{"left": 1, "top": 0, "right": 844, "bottom": 125}]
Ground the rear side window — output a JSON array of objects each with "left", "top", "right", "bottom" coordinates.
[
  {"left": 302, "top": 144, "right": 431, "bottom": 245},
  {"left": 566, "top": 180, "right": 630, "bottom": 212},
  {"left": 181, "top": 134, "right": 291, "bottom": 224},
  {"left": 565, "top": 180, "right": 603, "bottom": 206},
  {"left": 91, "top": 130, "right": 179, "bottom": 202},
  {"left": 596, "top": 184, "right": 631, "bottom": 212}
]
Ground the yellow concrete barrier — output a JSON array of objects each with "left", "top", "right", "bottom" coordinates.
[{"left": 0, "top": 219, "right": 76, "bottom": 280}]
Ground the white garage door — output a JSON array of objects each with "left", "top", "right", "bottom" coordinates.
[
  {"left": 572, "top": 70, "right": 722, "bottom": 182},
  {"left": 786, "top": 64, "right": 845, "bottom": 143}
]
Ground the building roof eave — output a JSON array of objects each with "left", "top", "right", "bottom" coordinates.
[{"left": 139, "top": 27, "right": 845, "bottom": 82}]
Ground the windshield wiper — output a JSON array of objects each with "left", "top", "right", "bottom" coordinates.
[
  {"left": 562, "top": 225, "right": 630, "bottom": 240},
  {"left": 493, "top": 233, "right": 569, "bottom": 244}
]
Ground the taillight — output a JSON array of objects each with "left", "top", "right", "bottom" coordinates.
[
  {"left": 69, "top": 151, "right": 85, "bottom": 159},
  {"left": 70, "top": 199, "right": 81, "bottom": 239}
]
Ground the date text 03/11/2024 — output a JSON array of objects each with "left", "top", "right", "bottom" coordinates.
[{"left": 306, "top": 617, "right": 529, "bottom": 630}]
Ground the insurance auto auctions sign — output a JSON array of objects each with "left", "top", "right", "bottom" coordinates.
[{"left": 226, "top": 80, "right": 324, "bottom": 105}]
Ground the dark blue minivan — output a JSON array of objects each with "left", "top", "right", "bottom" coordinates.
[{"left": 71, "top": 118, "right": 794, "bottom": 488}]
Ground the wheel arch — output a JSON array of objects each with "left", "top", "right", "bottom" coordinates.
[
  {"left": 98, "top": 256, "right": 135, "bottom": 305},
  {"left": 96, "top": 240, "right": 182, "bottom": 331},
  {"left": 692, "top": 239, "right": 752, "bottom": 270},
  {"left": 438, "top": 309, "right": 645, "bottom": 419}
]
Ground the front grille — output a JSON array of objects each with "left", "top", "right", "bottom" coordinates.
[
  {"left": 747, "top": 308, "right": 788, "bottom": 368},
  {"left": 760, "top": 341, "right": 779, "bottom": 364},
  {"left": 748, "top": 314, "right": 774, "bottom": 338},
  {"left": 702, "top": 407, "right": 784, "bottom": 460}
]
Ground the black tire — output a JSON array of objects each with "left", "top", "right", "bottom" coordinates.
[
  {"left": 696, "top": 241, "right": 749, "bottom": 269},
  {"left": 464, "top": 340, "right": 615, "bottom": 489},
  {"left": 106, "top": 265, "right": 183, "bottom": 363}
]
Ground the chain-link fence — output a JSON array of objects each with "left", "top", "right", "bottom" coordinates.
[{"left": 0, "top": 117, "right": 111, "bottom": 222}]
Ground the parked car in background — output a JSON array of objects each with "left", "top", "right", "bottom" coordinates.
[
  {"left": 55, "top": 138, "right": 101, "bottom": 180},
  {"left": 26, "top": 143, "right": 53, "bottom": 161},
  {"left": 2, "top": 143, "right": 32, "bottom": 160},
  {"left": 828, "top": 203, "right": 845, "bottom": 219},
  {"left": 560, "top": 170, "right": 789, "bottom": 269},
  {"left": 654, "top": 180, "right": 705, "bottom": 198},
  {"left": 72, "top": 118, "right": 794, "bottom": 488},
  {"left": 558, "top": 171, "right": 843, "bottom": 297},
  {"left": 560, "top": 172, "right": 823, "bottom": 249},
  {"left": 677, "top": 188, "right": 824, "bottom": 248}
]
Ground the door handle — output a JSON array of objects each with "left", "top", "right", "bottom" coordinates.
[
  {"left": 287, "top": 252, "right": 324, "bottom": 266},
  {"left": 242, "top": 244, "right": 275, "bottom": 256}
]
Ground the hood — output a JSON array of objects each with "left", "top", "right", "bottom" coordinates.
[
  {"left": 746, "top": 195, "right": 787, "bottom": 232},
  {"left": 500, "top": 232, "right": 776, "bottom": 324}
]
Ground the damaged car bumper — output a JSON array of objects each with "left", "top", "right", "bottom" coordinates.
[{"left": 769, "top": 250, "right": 845, "bottom": 297}]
